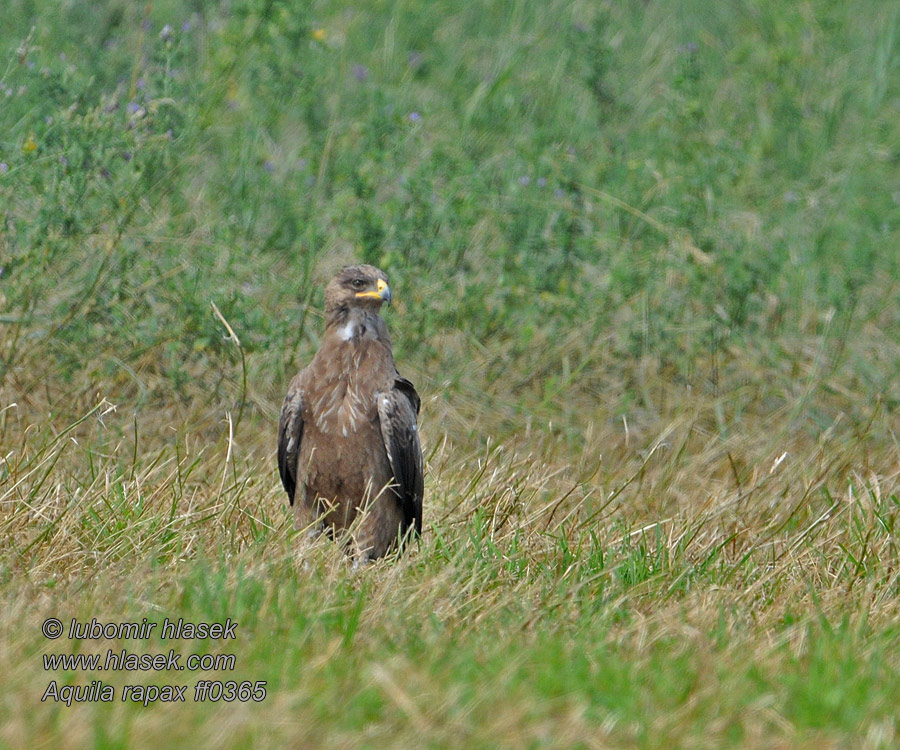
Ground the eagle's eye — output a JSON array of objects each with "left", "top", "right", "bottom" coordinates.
[{"left": 350, "top": 278, "right": 366, "bottom": 289}]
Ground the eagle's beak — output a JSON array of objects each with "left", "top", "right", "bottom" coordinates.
[{"left": 356, "top": 278, "right": 392, "bottom": 305}]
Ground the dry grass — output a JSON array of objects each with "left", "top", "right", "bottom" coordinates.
[{"left": 2, "top": 342, "right": 900, "bottom": 748}]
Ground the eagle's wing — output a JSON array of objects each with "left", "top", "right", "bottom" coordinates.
[
  {"left": 277, "top": 376, "right": 305, "bottom": 505},
  {"left": 377, "top": 376, "right": 424, "bottom": 535}
]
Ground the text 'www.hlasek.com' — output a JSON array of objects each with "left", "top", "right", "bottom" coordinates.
[{"left": 40, "top": 617, "right": 266, "bottom": 706}]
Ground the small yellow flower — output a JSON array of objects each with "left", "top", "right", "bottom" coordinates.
[
  {"left": 311, "top": 28, "right": 326, "bottom": 41},
  {"left": 23, "top": 134, "right": 37, "bottom": 152}
]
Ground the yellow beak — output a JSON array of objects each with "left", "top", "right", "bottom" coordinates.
[{"left": 355, "top": 278, "right": 392, "bottom": 304}]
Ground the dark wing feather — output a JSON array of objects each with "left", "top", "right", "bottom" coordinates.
[
  {"left": 277, "top": 378, "right": 305, "bottom": 505},
  {"left": 377, "top": 377, "right": 424, "bottom": 535},
  {"left": 394, "top": 376, "right": 420, "bottom": 414}
]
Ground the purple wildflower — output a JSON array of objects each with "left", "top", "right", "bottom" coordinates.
[
  {"left": 263, "top": 160, "right": 275, "bottom": 173},
  {"left": 537, "top": 177, "right": 547, "bottom": 188},
  {"left": 160, "top": 24, "right": 173, "bottom": 41},
  {"left": 126, "top": 102, "right": 140, "bottom": 114},
  {"left": 351, "top": 64, "right": 370, "bottom": 82},
  {"left": 182, "top": 20, "right": 192, "bottom": 32},
  {"left": 408, "top": 111, "right": 422, "bottom": 122},
  {"left": 0, "top": 162, "right": 8, "bottom": 173}
]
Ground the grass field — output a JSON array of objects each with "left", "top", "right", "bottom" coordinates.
[{"left": 2, "top": 0, "right": 900, "bottom": 747}]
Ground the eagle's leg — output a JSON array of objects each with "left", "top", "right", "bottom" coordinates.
[
  {"left": 292, "top": 490, "right": 327, "bottom": 537},
  {"left": 351, "top": 491, "right": 405, "bottom": 561}
]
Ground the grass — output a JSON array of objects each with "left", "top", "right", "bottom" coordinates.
[{"left": 2, "top": 0, "right": 900, "bottom": 747}]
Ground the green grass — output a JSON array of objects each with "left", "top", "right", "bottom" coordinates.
[{"left": 2, "top": 0, "right": 900, "bottom": 747}]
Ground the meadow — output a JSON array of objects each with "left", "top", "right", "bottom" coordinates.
[{"left": 2, "top": 0, "right": 900, "bottom": 747}]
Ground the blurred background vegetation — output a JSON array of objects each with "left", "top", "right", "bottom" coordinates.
[{"left": 3, "top": 0, "right": 898, "bottom": 452}]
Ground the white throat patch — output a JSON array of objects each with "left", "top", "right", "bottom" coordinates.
[{"left": 339, "top": 320, "right": 357, "bottom": 341}]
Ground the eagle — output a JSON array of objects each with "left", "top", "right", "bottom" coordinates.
[{"left": 277, "top": 264, "right": 424, "bottom": 561}]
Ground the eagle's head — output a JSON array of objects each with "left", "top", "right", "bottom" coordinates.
[{"left": 324, "top": 264, "right": 392, "bottom": 317}]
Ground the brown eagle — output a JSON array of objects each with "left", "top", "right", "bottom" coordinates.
[{"left": 277, "top": 265, "right": 424, "bottom": 560}]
